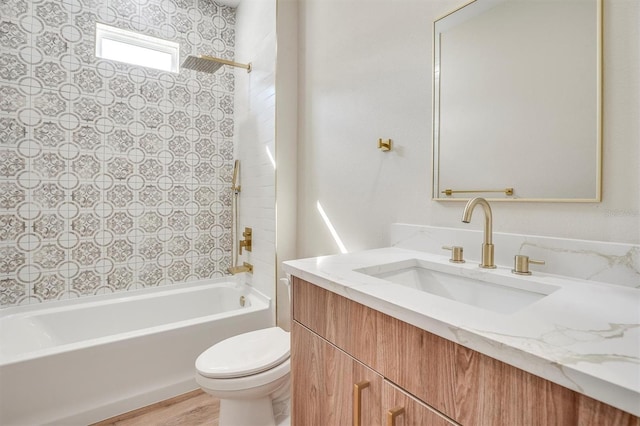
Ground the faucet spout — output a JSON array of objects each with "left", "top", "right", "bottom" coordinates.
[
  {"left": 461, "top": 197, "right": 496, "bottom": 268},
  {"left": 228, "top": 262, "right": 253, "bottom": 275}
]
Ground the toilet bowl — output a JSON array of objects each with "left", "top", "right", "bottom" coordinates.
[{"left": 195, "top": 326, "right": 290, "bottom": 426}]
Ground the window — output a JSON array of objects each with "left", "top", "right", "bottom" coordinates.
[{"left": 95, "top": 23, "right": 180, "bottom": 73}]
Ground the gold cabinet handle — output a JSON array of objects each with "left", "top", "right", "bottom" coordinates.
[
  {"left": 387, "top": 406, "right": 405, "bottom": 426},
  {"left": 353, "top": 381, "right": 370, "bottom": 426}
]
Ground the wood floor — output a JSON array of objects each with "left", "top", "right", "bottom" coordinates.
[{"left": 93, "top": 390, "right": 220, "bottom": 426}]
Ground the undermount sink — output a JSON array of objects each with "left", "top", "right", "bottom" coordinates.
[{"left": 356, "top": 259, "right": 559, "bottom": 314}]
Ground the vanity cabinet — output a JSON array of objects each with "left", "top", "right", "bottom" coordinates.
[{"left": 291, "top": 277, "right": 640, "bottom": 426}]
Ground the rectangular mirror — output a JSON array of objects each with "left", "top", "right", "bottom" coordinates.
[{"left": 432, "top": 0, "right": 602, "bottom": 202}]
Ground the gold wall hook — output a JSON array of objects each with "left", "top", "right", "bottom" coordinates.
[{"left": 378, "top": 138, "right": 392, "bottom": 152}]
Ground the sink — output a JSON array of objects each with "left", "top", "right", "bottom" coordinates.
[{"left": 356, "top": 259, "right": 559, "bottom": 314}]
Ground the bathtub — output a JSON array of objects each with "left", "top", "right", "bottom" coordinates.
[{"left": 0, "top": 278, "right": 272, "bottom": 425}]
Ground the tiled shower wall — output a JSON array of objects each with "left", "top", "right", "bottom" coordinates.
[{"left": 0, "top": 0, "right": 237, "bottom": 307}]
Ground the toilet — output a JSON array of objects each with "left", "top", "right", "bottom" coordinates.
[{"left": 195, "top": 326, "right": 291, "bottom": 426}]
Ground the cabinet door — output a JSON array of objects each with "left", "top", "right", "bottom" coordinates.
[
  {"left": 292, "top": 277, "right": 380, "bottom": 369},
  {"left": 383, "top": 380, "right": 458, "bottom": 426},
  {"left": 292, "top": 322, "right": 382, "bottom": 426}
]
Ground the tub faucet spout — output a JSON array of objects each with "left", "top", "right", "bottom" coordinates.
[
  {"left": 228, "top": 262, "right": 253, "bottom": 275},
  {"left": 461, "top": 197, "right": 496, "bottom": 269}
]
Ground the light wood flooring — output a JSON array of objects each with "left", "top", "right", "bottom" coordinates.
[{"left": 93, "top": 390, "right": 220, "bottom": 426}]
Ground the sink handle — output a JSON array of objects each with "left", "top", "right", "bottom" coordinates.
[
  {"left": 442, "top": 245, "right": 465, "bottom": 263},
  {"left": 512, "top": 255, "right": 545, "bottom": 275}
]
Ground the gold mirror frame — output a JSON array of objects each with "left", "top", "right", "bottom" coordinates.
[{"left": 432, "top": 0, "right": 602, "bottom": 202}]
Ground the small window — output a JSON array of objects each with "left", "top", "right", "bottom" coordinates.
[{"left": 95, "top": 23, "right": 180, "bottom": 73}]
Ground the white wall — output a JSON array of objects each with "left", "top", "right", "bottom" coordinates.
[
  {"left": 296, "top": 0, "right": 640, "bottom": 258},
  {"left": 275, "top": 0, "right": 299, "bottom": 329},
  {"left": 234, "top": 0, "right": 277, "bottom": 309}
]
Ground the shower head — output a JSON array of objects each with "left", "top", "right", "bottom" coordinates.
[{"left": 181, "top": 55, "right": 252, "bottom": 74}]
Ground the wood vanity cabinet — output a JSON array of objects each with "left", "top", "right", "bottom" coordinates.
[
  {"left": 292, "top": 322, "right": 454, "bottom": 425},
  {"left": 291, "top": 277, "right": 640, "bottom": 426}
]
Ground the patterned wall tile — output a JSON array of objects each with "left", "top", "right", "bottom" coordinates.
[
  {"left": 33, "top": 243, "right": 65, "bottom": 269},
  {"left": 32, "top": 274, "right": 65, "bottom": 301},
  {"left": 0, "top": 0, "right": 237, "bottom": 307},
  {"left": 0, "top": 0, "right": 30, "bottom": 20},
  {"left": 0, "top": 22, "right": 28, "bottom": 50},
  {"left": 0, "top": 278, "right": 26, "bottom": 306},
  {"left": 71, "top": 270, "right": 101, "bottom": 295},
  {"left": 72, "top": 213, "right": 100, "bottom": 237},
  {"left": 107, "top": 267, "right": 132, "bottom": 290},
  {"left": 35, "top": 2, "right": 69, "bottom": 28},
  {"left": 33, "top": 213, "right": 63, "bottom": 239},
  {"left": 72, "top": 241, "right": 101, "bottom": 266},
  {"left": 107, "top": 239, "right": 133, "bottom": 263},
  {"left": 0, "top": 214, "right": 25, "bottom": 240}
]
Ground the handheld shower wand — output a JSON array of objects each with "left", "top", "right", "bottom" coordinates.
[
  {"left": 232, "top": 160, "right": 241, "bottom": 194},
  {"left": 228, "top": 160, "right": 251, "bottom": 274}
]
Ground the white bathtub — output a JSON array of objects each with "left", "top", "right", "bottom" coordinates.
[{"left": 0, "top": 278, "right": 272, "bottom": 425}]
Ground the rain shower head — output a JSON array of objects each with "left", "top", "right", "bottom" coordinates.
[{"left": 181, "top": 55, "right": 252, "bottom": 74}]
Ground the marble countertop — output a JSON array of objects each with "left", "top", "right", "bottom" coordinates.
[{"left": 283, "top": 247, "right": 640, "bottom": 417}]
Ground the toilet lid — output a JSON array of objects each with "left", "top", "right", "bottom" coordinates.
[{"left": 196, "top": 327, "right": 290, "bottom": 379}]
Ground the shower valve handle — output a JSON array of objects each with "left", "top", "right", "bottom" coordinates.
[{"left": 239, "top": 227, "right": 252, "bottom": 254}]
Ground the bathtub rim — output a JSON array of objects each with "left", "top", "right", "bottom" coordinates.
[{"left": 0, "top": 277, "right": 271, "bottom": 367}]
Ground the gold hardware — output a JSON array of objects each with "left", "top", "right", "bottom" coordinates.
[
  {"left": 232, "top": 159, "right": 241, "bottom": 194},
  {"left": 378, "top": 138, "right": 392, "bottom": 152},
  {"left": 442, "top": 245, "right": 465, "bottom": 263},
  {"left": 386, "top": 406, "right": 405, "bottom": 426},
  {"left": 462, "top": 197, "right": 496, "bottom": 269},
  {"left": 512, "top": 255, "right": 545, "bottom": 275},
  {"left": 239, "top": 295, "right": 246, "bottom": 307},
  {"left": 442, "top": 188, "right": 514, "bottom": 196},
  {"left": 194, "top": 55, "right": 252, "bottom": 72},
  {"left": 239, "top": 227, "right": 252, "bottom": 254},
  {"left": 353, "top": 381, "right": 370, "bottom": 426},
  {"left": 228, "top": 262, "right": 253, "bottom": 275}
]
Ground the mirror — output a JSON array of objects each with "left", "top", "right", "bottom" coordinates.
[{"left": 433, "top": 0, "right": 601, "bottom": 201}]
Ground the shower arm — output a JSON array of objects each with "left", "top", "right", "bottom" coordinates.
[{"left": 199, "top": 55, "right": 252, "bottom": 73}]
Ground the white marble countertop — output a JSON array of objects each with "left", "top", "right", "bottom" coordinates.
[{"left": 283, "top": 247, "right": 640, "bottom": 417}]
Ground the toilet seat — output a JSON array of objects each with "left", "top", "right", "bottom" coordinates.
[
  {"left": 196, "top": 358, "right": 290, "bottom": 394},
  {"left": 196, "top": 327, "right": 290, "bottom": 379}
]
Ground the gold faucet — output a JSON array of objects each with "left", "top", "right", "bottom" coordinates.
[
  {"left": 228, "top": 262, "right": 253, "bottom": 275},
  {"left": 461, "top": 197, "right": 496, "bottom": 269},
  {"left": 239, "top": 227, "right": 252, "bottom": 254}
]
